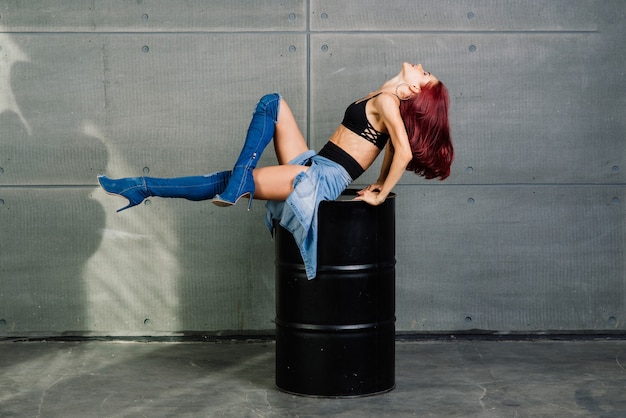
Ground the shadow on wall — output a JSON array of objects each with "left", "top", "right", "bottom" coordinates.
[
  {"left": 0, "top": 29, "right": 107, "bottom": 336},
  {"left": 0, "top": 28, "right": 185, "bottom": 337},
  {"left": 82, "top": 121, "right": 276, "bottom": 336},
  {"left": 0, "top": 27, "right": 220, "bottom": 337},
  {"left": 0, "top": 31, "right": 31, "bottom": 135},
  {"left": 0, "top": 27, "right": 275, "bottom": 338},
  {"left": 82, "top": 127, "right": 187, "bottom": 335}
]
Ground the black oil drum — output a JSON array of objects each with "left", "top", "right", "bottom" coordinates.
[{"left": 275, "top": 189, "right": 395, "bottom": 397}]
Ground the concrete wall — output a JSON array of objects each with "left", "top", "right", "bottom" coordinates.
[{"left": 0, "top": 0, "right": 623, "bottom": 337}]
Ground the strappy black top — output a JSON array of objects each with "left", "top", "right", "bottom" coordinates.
[{"left": 341, "top": 93, "right": 390, "bottom": 150}]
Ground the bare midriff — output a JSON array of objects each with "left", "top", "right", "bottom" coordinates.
[{"left": 328, "top": 125, "right": 382, "bottom": 171}]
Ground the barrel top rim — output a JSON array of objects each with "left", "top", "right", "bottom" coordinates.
[{"left": 329, "top": 189, "right": 396, "bottom": 203}]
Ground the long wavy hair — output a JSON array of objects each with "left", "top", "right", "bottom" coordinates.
[{"left": 400, "top": 82, "right": 453, "bottom": 180}]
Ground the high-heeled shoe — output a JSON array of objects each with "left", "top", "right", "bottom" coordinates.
[
  {"left": 211, "top": 160, "right": 256, "bottom": 209},
  {"left": 98, "top": 176, "right": 148, "bottom": 212},
  {"left": 98, "top": 171, "right": 231, "bottom": 212},
  {"left": 212, "top": 93, "right": 281, "bottom": 209}
]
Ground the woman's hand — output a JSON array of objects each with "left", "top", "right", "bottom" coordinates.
[
  {"left": 357, "top": 183, "right": 382, "bottom": 196},
  {"left": 354, "top": 185, "right": 386, "bottom": 206}
]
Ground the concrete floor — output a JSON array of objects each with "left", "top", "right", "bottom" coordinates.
[{"left": 1, "top": 338, "right": 625, "bottom": 417}]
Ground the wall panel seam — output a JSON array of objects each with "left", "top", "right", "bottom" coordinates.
[{"left": 309, "top": 30, "right": 599, "bottom": 35}]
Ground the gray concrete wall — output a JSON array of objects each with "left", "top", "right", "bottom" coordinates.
[{"left": 0, "top": 0, "right": 623, "bottom": 337}]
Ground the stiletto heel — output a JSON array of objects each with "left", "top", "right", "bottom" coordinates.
[
  {"left": 212, "top": 93, "right": 280, "bottom": 209},
  {"left": 212, "top": 192, "right": 253, "bottom": 209},
  {"left": 212, "top": 164, "right": 255, "bottom": 209},
  {"left": 212, "top": 193, "right": 252, "bottom": 208},
  {"left": 98, "top": 175, "right": 148, "bottom": 212}
]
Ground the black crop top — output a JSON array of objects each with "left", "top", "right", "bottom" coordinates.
[{"left": 341, "top": 93, "right": 390, "bottom": 150}]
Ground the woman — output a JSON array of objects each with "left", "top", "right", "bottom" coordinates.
[{"left": 98, "top": 62, "right": 453, "bottom": 279}]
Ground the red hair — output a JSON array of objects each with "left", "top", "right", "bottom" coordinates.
[{"left": 400, "top": 82, "right": 453, "bottom": 180}]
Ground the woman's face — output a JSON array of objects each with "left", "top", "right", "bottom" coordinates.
[{"left": 402, "top": 62, "right": 438, "bottom": 89}]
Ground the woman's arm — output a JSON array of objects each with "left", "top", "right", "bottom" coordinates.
[
  {"left": 355, "top": 94, "right": 412, "bottom": 205},
  {"left": 377, "top": 141, "right": 394, "bottom": 184},
  {"left": 357, "top": 141, "right": 393, "bottom": 196}
]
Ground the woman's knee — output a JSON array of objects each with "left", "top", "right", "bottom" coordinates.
[{"left": 254, "top": 93, "right": 281, "bottom": 122}]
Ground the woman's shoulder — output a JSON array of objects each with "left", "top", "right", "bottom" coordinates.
[
  {"left": 371, "top": 91, "right": 400, "bottom": 106},
  {"left": 370, "top": 92, "right": 401, "bottom": 117}
]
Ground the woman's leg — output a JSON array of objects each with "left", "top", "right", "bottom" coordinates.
[
  {"left": 213, "top": 93, "right": 310, "bottom": 207},
  {"left": 100, "top": 95, "right": 309, "bottom": 211},
  {"left": 272, "top": 98, "right": 309, "bottom": 165},
  {"left": 252, "top": 165, "right": 308, "bottom": 201},
  {"left": 252, "top": 99, "right": 311, "bottom": 200},
  {"left": 98, "top": 171, "right": 231, "bottom": 212}
]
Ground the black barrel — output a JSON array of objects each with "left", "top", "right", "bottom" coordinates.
[{"left": 275, "top": 189, "right": 396, "bottom": 397}]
